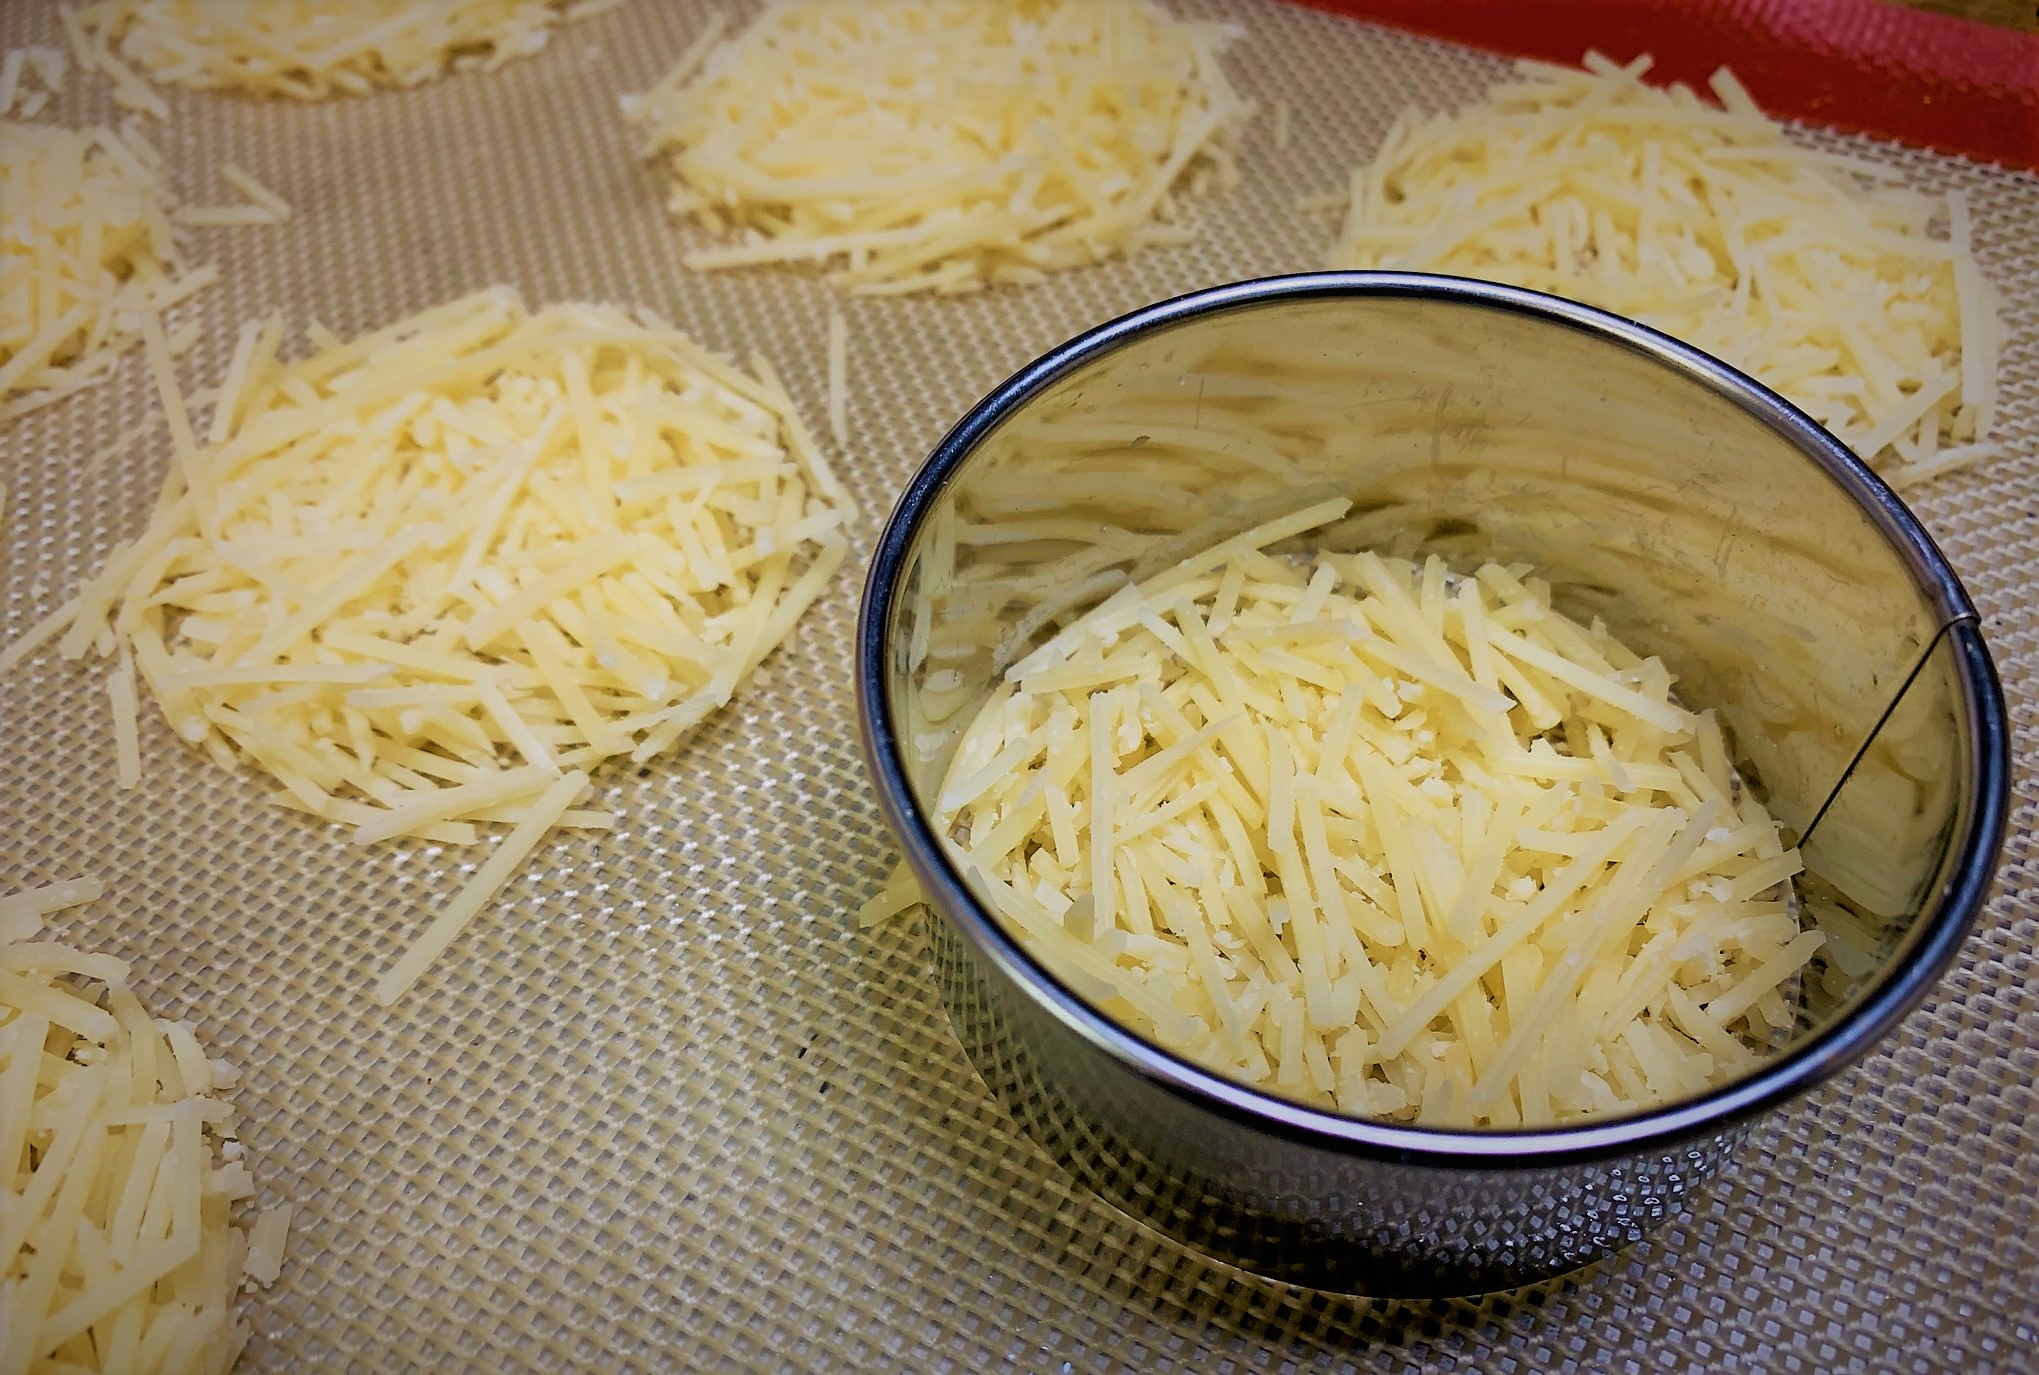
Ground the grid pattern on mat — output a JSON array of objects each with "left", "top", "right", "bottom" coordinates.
[{"left": 0, "top": 2, "right": 2033, "bottom": 1371}]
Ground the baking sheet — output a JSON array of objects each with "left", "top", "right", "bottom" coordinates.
[{"left": 1, "top": 2, "right": 2034, "bottom": 1371}]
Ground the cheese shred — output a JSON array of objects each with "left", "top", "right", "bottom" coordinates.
[
  {"left": 177, "top": 163, "right": 292, "bottom": 227},
  {"left": 922, "top": 506, "right": 1819, "bottom": 1127},
  {"left": 624, "top": 0, "right": 1252, "bottom": 294},
  {"left": 1327, "top": 53, "right": 2003, "bottom": 484},
  {"left": 825, "top": 308, "right": 849, "bottom": 447}
]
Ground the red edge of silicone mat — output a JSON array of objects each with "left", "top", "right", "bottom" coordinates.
[{"left": 1286, "top": 0, "right": 2039, "bottom": 171}]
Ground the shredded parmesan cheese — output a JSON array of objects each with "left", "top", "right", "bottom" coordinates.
[
  {"left": 67, "top": 0, "right": 621, "bottom": 104},
  {"left": 239, "top": 1203, "right": 290, "bottom": 1289},
  {"left": 2, "top": 882, "right": 279, "bottom": 1373},
  {"left": 1327, "top": 53, "right": 2003, "bottom": 485},
  {"left": 215, "top": 163, "right": 287, "bottom": 218},
  {"left": 624, "top": 0, "right": 1251, "bottom": 294},
  {"left": 108, "top": 645, "right": 142, "bottom": 789},
  {"left": 0, "top": 118, "right": 215, "bottom": 420},
  {"left": 0, "top": 46, "right": 68, "bottom": 119},
  {"left": 856, "top": 859, "right": 924, "bottom": 931},
  {"left": 0, "top": 877, "right": 107, "bottom": 942},
  {"left": 825, "top": 307, "right": 848, "bottom": 447},
  {"left": 919, "top": 503, "right": 1819, "bottom": 1127},
  {"left": 1, "top": 288, "right": 851, "bottom": 1001},
  {"left": 176, "top": 163, "right": 292, "bottom": 228}
]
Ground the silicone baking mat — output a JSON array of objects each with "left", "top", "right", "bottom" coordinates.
[{"left": 2, "top": 2, "right": 2033, "bottom": 1370}]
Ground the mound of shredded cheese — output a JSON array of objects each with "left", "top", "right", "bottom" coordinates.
[
  {"left": 1326, "top": 54, "right": 2003, "bottom": 488},
  {"left": 65, "top": 0, "right": 625, "bottom": 109},
  {"left": 913, "top": 500, "right": 1820, "bottom": 1127},
  {"left": 2, "top": 878, "right": 289, "bottom": 1375},
  {"left": 0, "top": 288, "right": 851, "bottom": 1005},
  {"left": 624, "top": 0, "right": 1252, "bottom": 295},
  {"left": 0, "top": 118, "right": 217, "bottom": 421}
]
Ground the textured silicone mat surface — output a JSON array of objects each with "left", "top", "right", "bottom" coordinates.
[{"left": 2, "top": 2, "right": 2034, "bottom": 1371}]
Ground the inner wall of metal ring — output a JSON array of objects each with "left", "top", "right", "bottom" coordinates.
[{"left": 888, "top": 289, "right": 1976, "bottom": 1068}]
